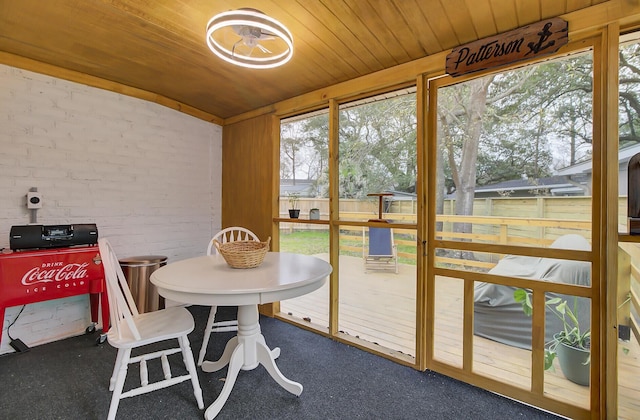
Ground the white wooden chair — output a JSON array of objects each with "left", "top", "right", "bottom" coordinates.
[
  {"left": 98, "top": 238, "right": 204, "bottom": 420},
  {"left": 197, "top": 226, "right": 260, "bottom": 366}
]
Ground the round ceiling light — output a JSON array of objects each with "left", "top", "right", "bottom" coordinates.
[{"left": 206, "top": 9, "right": 293, "bottom": 69}]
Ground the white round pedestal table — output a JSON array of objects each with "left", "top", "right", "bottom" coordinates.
[{"left": 150, "top": 252, "right": 332, "bottom": 419}]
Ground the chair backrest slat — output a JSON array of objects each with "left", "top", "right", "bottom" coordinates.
[
  {"left": 99, "top": 238, "right": 142, "bottom": 341},
  {"left": 206, "top": 226, "right": 259, "bottom": 255}
]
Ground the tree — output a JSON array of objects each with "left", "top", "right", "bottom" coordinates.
[
  {"left": 338, "top": 94, "right": 417, "bottom": 198},
  {"left": 281, "top": 113, "right": 329, "bottom": 196},
  {"left": 441, "top": 76, "right": 493, "bottom": 234},
  {"left": 437, "top": 51, "right": 597, "bottom": 229},
  {"left": 619, "top": 42, "right": 640, "bottom": 146},
  {"left": 438, "top": 71, "right": 540, "bottom": 234},
  {"left": 280, "top": 124, "right": 302, "bottom": 184}
]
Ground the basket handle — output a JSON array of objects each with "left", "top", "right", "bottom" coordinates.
[{"left": 213, "top": 237, "right": 270, "bottom": 251}]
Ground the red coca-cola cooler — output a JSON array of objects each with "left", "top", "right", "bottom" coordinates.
[{"left": 0, "top": 228, "right": 110, "bottom": 347}]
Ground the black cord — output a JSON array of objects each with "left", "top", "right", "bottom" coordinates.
[{"left": 6, "top": 305, "right": 26, "bottom": 341}]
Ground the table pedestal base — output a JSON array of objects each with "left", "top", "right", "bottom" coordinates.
[{"left": 201, "top": 305, "right": 303, "bottom": 419}]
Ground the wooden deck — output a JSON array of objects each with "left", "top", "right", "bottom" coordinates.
[{"left": 279, "top": 255, "right": 640, "bottom": 419}]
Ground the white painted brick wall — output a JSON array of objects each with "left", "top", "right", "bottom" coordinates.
[{"left": 0, "top": 64, "right": 222, "bottom": 354}]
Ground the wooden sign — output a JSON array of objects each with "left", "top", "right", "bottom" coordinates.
[{"left": 446, "top": 17, "right": 568, "bottom": 77}]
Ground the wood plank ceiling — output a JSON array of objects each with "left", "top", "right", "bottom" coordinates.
[{"left": 0, "top": 0, "right": 607, "bottom": 122}]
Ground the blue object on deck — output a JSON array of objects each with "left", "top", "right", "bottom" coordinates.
[
  {"left": 364, "top": 227, "right": 398, "bottom": 273},
  {"left": 369, "top": 228, "right": 393, "bottom": 256}
]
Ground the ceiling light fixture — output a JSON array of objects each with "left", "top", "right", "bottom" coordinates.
[{"left": 206, "top": 8, "right": 293, "bottom": 69}]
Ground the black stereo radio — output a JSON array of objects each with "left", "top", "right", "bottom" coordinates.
[{"left": 9, "top": 224, "right": 98, "bottom": 251}]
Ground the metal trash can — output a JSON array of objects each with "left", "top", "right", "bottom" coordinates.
[{"left": 118, "top": 255, "right": 167, "bottom": 313}]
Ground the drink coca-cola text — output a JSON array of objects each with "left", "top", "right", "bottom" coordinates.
[{"left": 21, "top": 262, "right": 90, "bottom": 286}]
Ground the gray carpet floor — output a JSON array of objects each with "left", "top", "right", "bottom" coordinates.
[{"left": 0, "top": 305, "right": 563, "bottom": 419}]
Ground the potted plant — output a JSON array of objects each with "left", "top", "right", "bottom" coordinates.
[
  {"left": 287, "top": 192, "right": 300, "bottom": 219},
  {"left": 514, "top": 288, "right": 590, "bottom": 386}
]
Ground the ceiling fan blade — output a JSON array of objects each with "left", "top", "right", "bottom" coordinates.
[
  {"left": 231, "top": 39, "right": 244, "bottom": 57},
  {"left": 257, "top": 43, "right": 272, "bottom": 54},
  {"left": 259, "top": 30, "right": 276, "bottom": 40}
]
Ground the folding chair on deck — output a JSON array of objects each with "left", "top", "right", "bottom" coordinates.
[{"left": 363, "top": 226, "right": 398, "bottom": 273}]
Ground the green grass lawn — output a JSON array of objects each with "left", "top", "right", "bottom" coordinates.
[
  {"left": 279, "top": 230, "right": 330, "bottom": 255},
  {"left": 279, "top": 229, "right": 417, "bottom": 264}
]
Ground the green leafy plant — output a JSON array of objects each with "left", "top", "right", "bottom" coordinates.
[
  {"left": 513, "top": 288, "right": 590, "bottom": 370},
  {"left": 287, "top": 192, "right": 300, "bottom": 209}
]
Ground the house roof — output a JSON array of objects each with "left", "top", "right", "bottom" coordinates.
[
  {"left": 474, "top": 176, "right": 575, "bottom": 194},
  {"left": 555, "top": 143, "right": 640, "bottom": 176},
  {"left": 471, "top": 144, "right": 640, "bottom": 196}
]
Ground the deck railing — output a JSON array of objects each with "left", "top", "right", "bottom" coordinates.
[{"left": 332, "top": 212, "right": 592, "bottom": 270}]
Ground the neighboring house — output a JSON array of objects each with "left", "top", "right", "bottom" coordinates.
[
  {"left": 384, "top": 190, "right": 417, "bottom": 210},
  {"left": 472, "top": 174, "right": 589, "bottom": 198},
  {"left": 472, "top": 143, "right": 640, "bottom": 198},
  {"left": 280, "top": 179, "right": 316, "bottom": 198},
  {"left": 554, "top": 142, "right": 640, "bottom": 196}
]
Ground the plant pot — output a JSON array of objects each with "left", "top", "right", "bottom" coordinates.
[
  {"left": 309, "top": 209, "right": 320, "bottom": 220},
  {"left": 555, "top": 340, "right": 590, "bottom": 386},
  {"left": 288, "top": 209, "right": 300, "bottom": 219}
]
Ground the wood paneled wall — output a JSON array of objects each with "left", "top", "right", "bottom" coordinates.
[{"left": 221, "top": 114, "right": 274, "bottom": 242}]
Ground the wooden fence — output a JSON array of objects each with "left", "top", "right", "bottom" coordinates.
[{"left": 281, "top": 195, "right": 628, "bottom": 230}]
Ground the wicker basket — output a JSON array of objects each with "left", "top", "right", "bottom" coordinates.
[{"left": 214, "top": 237, "right": 271, "bottom": 269}]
